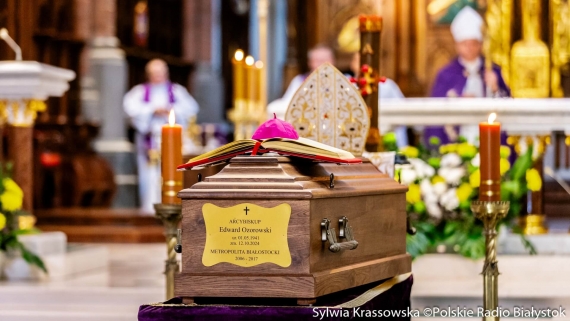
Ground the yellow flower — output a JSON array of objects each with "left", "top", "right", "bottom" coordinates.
[
  {"left": 500, "top": 146, "right": 511, "bottom": 159},
  {"left": 399, "top": 146, "right": 419, "bottom": 158},
  {"left": 457, "top": 143, "right": 477, "bottom": 159},
  {"left": 456, "top": 183, "right": 473, "bottom": 202},
  {"left": 0, "top": 212, "right": 5, "bottom": 230},
  {"left": 500, "top": 158, "right": 511, "bottom": 176},
  {"left": 406, "top": 184, "right": 421, "bottom": 204},
  {"left": 439, "top": 143, "right": 458, "bottom": 154},
  {"left": 1, "top": 178, "right": 24, "bottom": 211},
  {"left": 18, "top": 215, "right": 36, "bottom": 230},
  {"left": 431, "top": 175, "right": 445, "bottom": 184},
  {"left": 526, "top": 168, "right": 542, "bottom": 192},
  {"left": 469, "top": 169, "right": 480, "bottom": 188}
]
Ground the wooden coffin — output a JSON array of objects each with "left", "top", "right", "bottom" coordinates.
[{"left": 175, "top": 155, "right": 411, "bottom": 304}]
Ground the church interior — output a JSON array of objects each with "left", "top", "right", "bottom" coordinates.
[{"left": 1, "top": 0, "right": 570, "bottom": 320}]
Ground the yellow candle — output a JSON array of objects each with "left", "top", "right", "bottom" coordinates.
[
  {"left": 254, "top": 61, "right": 263, "bottom": 103},
  {"left": 232, "top": 50, "right": 245, "bottom": 102},
  {"left": 245, "top": 55, "right": 256, "bottom": 112},
  {"left": 161, "top": 110, "right": 183, "bottom": 204}
]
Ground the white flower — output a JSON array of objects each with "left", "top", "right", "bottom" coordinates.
[
  {"left": 440, "top": 188, "right": 459, "bottom": 211},
  {"left": 424, "top": 192, "right": 438, "bottom": 205},
  {"left": 518, "top": 138, "right": 540, "bottom": 160},
  {"left": 420, "top": 179, "right": 434, "bottom": 195},
  {"left": 426, "top": 203, "right": 442, "bottom": 219},
  {"left": 423, "top": 164, "right": 435, "bottom": 177},
  {"left": 471, "top": 153, "right": 480, "bottom": 167},
  {"left": 438, "top": 167, "right": 465, "bottom": 185},
  {"left": 400, "top": 167, "right": 417, "bottom": 185},
  {"left": 409, "top": 158, "right": 435, "bottom": 179},
  {"left": 441, "top": 153, "right": 462, "bottom": 168},
  {"left": 433, "top": 182, "right": 448, "bottom": 196}
]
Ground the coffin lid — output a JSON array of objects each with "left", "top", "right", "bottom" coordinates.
[{"left": 178, "top": 155, "right": 407, "bottom": 200}]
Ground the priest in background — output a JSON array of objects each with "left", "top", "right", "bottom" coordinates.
[
  {"left": 267, "top": 44, "right": 335, "bottom": 119},
  {"left": 428, "top": 6, "right": 510, "bottom": 144},
  {"left": 124, "top": 59, "right": 199, "bottom": 213}
]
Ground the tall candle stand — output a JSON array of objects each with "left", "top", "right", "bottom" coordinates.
[
  {"left": 154, "top": 203, "right": 182, "bottom": 300},
  {"left": 471, "top": 201, "right": 510, "bottom": 321}
]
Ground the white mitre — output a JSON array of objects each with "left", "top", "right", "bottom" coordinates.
[{"left": 450, "top": 6, "right": 483, "bottom": 42}]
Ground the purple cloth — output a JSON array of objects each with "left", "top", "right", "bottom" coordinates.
[
  {"left": 138, "top": 275, "right": 413, "bottom": 321},
  {"left": 143, "top": 82, "right": 176, "bottom": 104},
  {"left": 430, "top": 57, "right": 510, "bottom": 98}
]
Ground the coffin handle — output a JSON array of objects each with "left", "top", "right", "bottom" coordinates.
[
  {"left": 175, "top": 229, "right": 182, "bottom": 253},
  {"left": 321, "top": 217, "right": 359, "bottom": 253}
]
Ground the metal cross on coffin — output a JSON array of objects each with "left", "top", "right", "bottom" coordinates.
[{"left": 244, "top": 206, "right": 249, "bottom": 215}]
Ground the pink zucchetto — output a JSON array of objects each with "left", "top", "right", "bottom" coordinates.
[{"left": 252, "top": 113, "right": 299, "bottom": 140}]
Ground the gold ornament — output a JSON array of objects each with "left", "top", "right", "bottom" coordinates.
[
  {"left": 510, "top": 0, "right": 550, "bottom": 98},
  {"left": 550, "top": 0, "right": 570, "bottom": 98}
]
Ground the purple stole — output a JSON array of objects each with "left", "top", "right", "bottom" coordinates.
[
  {"left": 141, "top": 82, "right": 176, "bottom": 158},
  {"left": 143, "top": 82, "right": 176, "bottom": 104},
  {"left": 424, "top": 57, "right": 510, "bottom": 146}
]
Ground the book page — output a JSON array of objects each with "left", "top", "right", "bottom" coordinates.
[
  {"left": 188, "top": 139, "right": 257, "bottom": 162},
  {"left": 261, "top": 137, "right": 355, "bottom": 159}
]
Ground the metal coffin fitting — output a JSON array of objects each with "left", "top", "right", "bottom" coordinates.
[{"left": 321, "top": 216, "right": 359, "bottom": 253}]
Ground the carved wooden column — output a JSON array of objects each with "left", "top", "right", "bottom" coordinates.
[
  {"left": 359, "top": 15, "right": 382, "bottom": 152},
  {"left": 8, "top": 125, "right": 33, "bottom": 210}
]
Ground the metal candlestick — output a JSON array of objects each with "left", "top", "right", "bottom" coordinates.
[
  {"left": 471, "top": 201, "right": 510, "bottom": 321},
  {"left": 154, "top": 203, "right": 182, "bottom": 300}
]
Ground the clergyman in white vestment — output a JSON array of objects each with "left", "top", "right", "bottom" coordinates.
[
  {"left": 123, "top": 59, "right": 199, "bottom": 213},
  {"left": 267, "top": 44, "right": 335, "bottom": 120}
]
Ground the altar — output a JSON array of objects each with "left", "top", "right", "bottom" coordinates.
[{"left": 379, "top": 98, "right": 570, "bottom": 134}]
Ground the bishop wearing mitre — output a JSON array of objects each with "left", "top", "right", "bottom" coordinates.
[
  {"left": 431, "top": 6, "right": 510, "bottom": 98},
  {"left": 427, "top": 6, "right": 510, "bottom": 144}
]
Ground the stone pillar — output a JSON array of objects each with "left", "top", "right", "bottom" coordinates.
[
  {"left": 184, "top": 0, "right": 225, "bottom": 124},
  {"left": 88, "top": 0, "right": 137, "bottom": 207},
  {"left": 266, "top": 0, "right": 287, "bottom": 102}
]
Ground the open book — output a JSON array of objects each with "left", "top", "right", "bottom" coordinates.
[{"left": 177, "top": 137, "right": 361, "bottom": 170}]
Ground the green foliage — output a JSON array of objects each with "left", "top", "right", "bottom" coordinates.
[
  {"left": 382, "top": 132, "right": 399, "bottom": 152},
  {"left": 406, "top": 222, "right": 434, "bottom": 258},
  {"left": 394, "top": 133, "right": 537, "bottom": 260},
  {"left": 428, "top": 157, "right": 441, "bottom": 169},
  {"left": 0, "top": 163, "right": 47, "bottom": 274}
]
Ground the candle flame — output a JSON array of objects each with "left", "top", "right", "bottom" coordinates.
[
  {"left": 245, "top": 55, "right": 254, "bottom": 66},
  {"left": 488, "top": 112, "right": 497, "bottom": 124},
  {"left": 255, "top": 61, "right": 264, "bottom": 69},
  {"left": 169, "top": 110, "right": 175, "bottom": 126},
  {"left": 234, "top": 49, "right": 244, "bottom": 61}
]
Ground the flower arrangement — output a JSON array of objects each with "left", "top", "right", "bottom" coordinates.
[
  {"left": 0, "top": 164, "right": 46, "bottom": 274},
  {"left": 384, "top": 133, "right": 537, "bottom": 259}
]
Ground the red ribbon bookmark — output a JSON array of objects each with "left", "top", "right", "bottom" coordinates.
[{"left": 251, "top": 141, "right": 262, "bottom": 156}]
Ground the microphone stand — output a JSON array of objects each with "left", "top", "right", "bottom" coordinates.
[{"left": 0, "top": 28, "right": 22, "bottom": 61}]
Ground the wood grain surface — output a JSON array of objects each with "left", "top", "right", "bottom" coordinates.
[
  {"left": 309, "top": 194, "right": 407, "bottom": 272},
  {"left": 176, "top": 156, "right": 409, "bottom": 299},
  {"left": 175, "top": 274, "right": 315, "bottom": 298}
]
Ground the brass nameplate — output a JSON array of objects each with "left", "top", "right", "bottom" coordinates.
[{"left": 202, "top": 203, "right": 291, "bottom": 267}]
